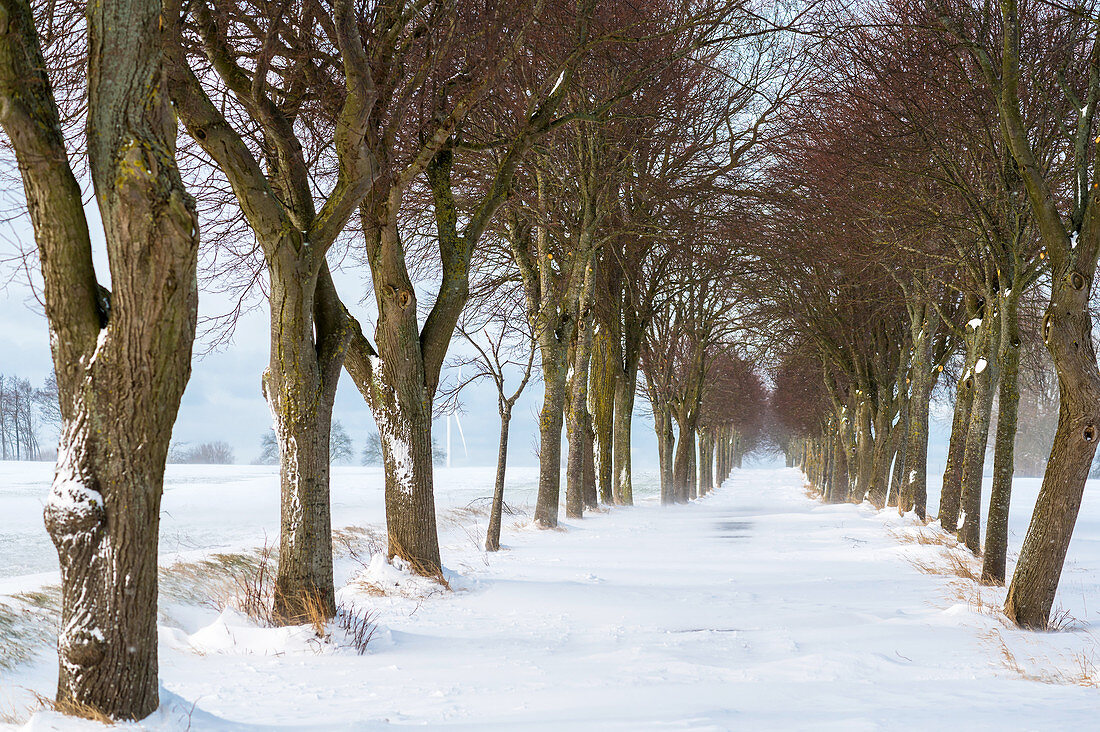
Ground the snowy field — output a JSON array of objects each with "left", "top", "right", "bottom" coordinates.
[{"left": 3, "top": 465, "right": 1100, "bottom": 729}]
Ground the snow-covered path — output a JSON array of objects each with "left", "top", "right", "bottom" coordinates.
[
  {"left": 148, "top": 469, "right": 1100, "bottom": 729},
  {"left": 9, "top": 467, "right": 1100, "bottom": 730}
]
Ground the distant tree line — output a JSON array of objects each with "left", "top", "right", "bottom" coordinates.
[
  {"left": 168, "top": 441, "right": 236, "bottom": 465},
  {"left": 0, "top": 372, "right": 61, "bottom": 461},
  {"left": 257, "top": 420, "right": 354, "bottom": 465},
  {"left": 253, "top": 422, "right": 444, "bottom": 467},
  {"left": 360, "top": 430, "right": 445, "bottom": 467}
]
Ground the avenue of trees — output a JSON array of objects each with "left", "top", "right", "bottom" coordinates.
[
  {"left": 2, "top": 0, "right": 1100, "bottom": 722},
  {"left": 774, "top": 0, "right": 1100, "bottom": 633}
]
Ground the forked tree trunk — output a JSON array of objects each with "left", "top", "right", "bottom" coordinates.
[
  {"left": 0, "top": 0, "right": 202, "bottom": 715},
  {"left": 984, "top": 287, "right": 1021, "bottom": 584},
  {"left": 355, "top": 209, "right": 443, "bottom": 574}
]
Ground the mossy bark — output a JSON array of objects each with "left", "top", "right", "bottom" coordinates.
[
  {"left": 0, "top": 0, "right": 200, "bottom": 717},
  {"left": 984, "top": 287, "right": 1021, "bottom": 583}
]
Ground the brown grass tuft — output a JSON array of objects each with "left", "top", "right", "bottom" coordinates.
[
  {"left": 904, "top": 547, "right": 983, "bottom": 582},
  {"left": 30, "top": 691, "right": 112, "bottom": 724},
  {"left": 992, "top": 633, "right": 1100, "bottom": 688},
  {"left": 294, "top": 591, "right": 331, "bottom": 638},
  {"left": 387, "top": 532, "right": 452, "bottom": 590},
  {"left": 889, "top": 527, "right": 959, "bottom": 548},
  {"left": 1046, "top": 605, "right": 1082, "bottom": 633}
]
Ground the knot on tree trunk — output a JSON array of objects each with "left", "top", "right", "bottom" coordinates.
[{"left": 62, "top": 627, "right": 107, "bottom": 668}]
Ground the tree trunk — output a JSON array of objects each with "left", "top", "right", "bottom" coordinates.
[
  {"left": 656, "top": 402, "right": 675, "bottom": 504},
  {"left": 958, "top": 310, "right": 1001, "bottom": 553},
  {"left": 591, "top": 326, "right": 616, "bottom": 505},
  {"left": 686, "top": 428, "right": 698, "bottom": 500},
  {"left": 867, "top": 404, "right": 893, "bottom": 508},
  {"left": 613, "top": 339, "right": 641, "bottom": 505},
  {"left": 5, "top": 0, "right": 202, "bottom": 714},
  {"left": 984, "top": 287, "right": 1021, "bottom": 584},
  {"left": 852, "top": 398, "right": 874, "bottom": 502},
  {"left": 565, "top": 265, "right": 596, "bottom": 519},
  {"left": 264, "top": 250, "right": 342, "bottom": 622},
  {"left": 535, "top": 334, "right": 569, "bottom": 527},
  {"left": 486, "top": 406, "right": 512, "bottom": 552},
  {"left": 900, "top": 310, "right": 935, "bottom": 519},
  {"left": 825, "top": 424, "right": 849, "bottom": 503},
  {"left": 887, "top": 422, "right": 906, "bottom": 509},
  {"left": 940, "top": 296, "right": 981, "bottom": 530},
  {"left": 672, "top": 408, "right": 695, "bottom": 503},
  {"left": 1005, "top": 266, "right": 1100, "bottom": 628},
  {"left": 361, "top": 209, "right": 442, "bottom": 575}
]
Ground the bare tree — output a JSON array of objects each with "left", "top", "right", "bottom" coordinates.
[{"left": 441, "top": 294, "right": 536, "bottom": 552}]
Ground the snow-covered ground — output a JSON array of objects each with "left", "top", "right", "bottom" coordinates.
[{"left": 3, "top": 466, "right": 1100, "bottom": 729}]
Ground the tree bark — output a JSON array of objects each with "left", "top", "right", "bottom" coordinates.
[
  {"left": 613, "top": 326, "right": 642, "bottom": 505},
  {"left": 825, "top": 424, "right": 849, "bottom": 504},
  {"left": 940, "top": 306, "right": 980, "bottom": 530},
  {"left": 591, "top": 328, "right": 616, "bottom": 505},
  {"left": 983, "top": 286, "right": 1021, "bottom": 583},
  {"left": 566, "top": 264, "right": 597, "bottom": 518},
  {"left": 0, "top": 0, "right": 200, "bottom": 716},
  {"left": 264, "top": 252, "right": 345, "bottom": 621},
  {"left": 958, "top": 308, "right": 1001, "bottom": 552},
  {"left": 900, "top": 309, "right": 935, "bottom": 519},
  {"left": 852, "top": 396, "right": 874, "bottom": 502},
  {"left": 655, "top": 401, "right": 675, "bottom": 504},
  {"left": 1004, "top": 268, "right": 1100, "bottom": 626},
  {"left": 535, "top": 333, "right": 569, "bottom": 526}
]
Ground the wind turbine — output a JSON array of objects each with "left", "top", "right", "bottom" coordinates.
[{"left": 446, "top": 365, "right": 469, "bottom": 468}]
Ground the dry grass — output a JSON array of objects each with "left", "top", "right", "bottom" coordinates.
[
  {"left": 160, "top": 542, "right": 280, "bottom": 627},
  {"left": 1047, "top": 605, "right": 1083, "bottom": 633},
  {"left": 387, "top": 532, "right": 452, "bottom": 590},
  {"left": 0, "top": 700, "right": 33, "bottom": 726},
  {"left": 904, "top": 547, "right": 983, "bottom": 583},
  {"left": 0, "top": 595, "right": 58, "bottom": 670},
  {"left": 332, "top": 525, "right": 385, "bottom": 566},
  {"left": 29, "top": 691, "right": 112, "bottom": 724},
  {"left": 802, "top": 482, "right": 822, "bottom": 500},
  {"left": 889, "top": 527, "right": 959, "bottom": 548},
  {"left": 334, "top": 603, "right": 378, "bottom": 654},
  {"left": 294, "top": 591, "right": 331, "bottom": 638},
  {"left": 993, "top": 632, "right": 1100, "bottom": 688}
]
